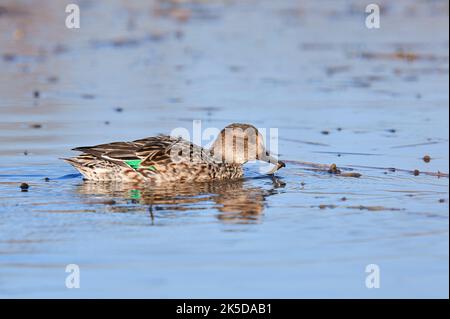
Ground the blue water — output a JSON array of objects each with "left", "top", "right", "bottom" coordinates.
[{"left": 0, "top": 0, "right": 448, "bottom": 298}]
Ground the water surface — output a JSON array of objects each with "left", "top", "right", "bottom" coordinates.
[{"left": 0, "top": 0, "right": 448, "bottom": 298}]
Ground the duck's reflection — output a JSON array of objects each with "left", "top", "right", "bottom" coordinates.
[{"left": 77, "top": 177, "right": 285, "bottom": 224}]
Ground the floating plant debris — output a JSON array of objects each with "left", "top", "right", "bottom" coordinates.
[
  {"left": 47, "top": 76, "right": 59, "bottom": 83},
  {"left": 81, "top": 93, "right": 96, "bottom": 99},
  {"left": 339, "top": 172, "right": 362, "bottom": 178},
  {"left": 347, "top": 205, "right": 403, "bottom": 212},
  {"left": 328, "top": 163, "right": 341, "bottom": 174},
  {"left": 423, "top": 155, "right": 431, "bottom": 163},
  {"left": 315, "top": 204, "right": 403, "bottom": 212},
  {"left": 357, "top": 51, "right": 445, "bottom": 62},
  {"left": 319, "top": 204, "right": 337, "bottom": 210},
  {"left": 346, "top": 164, "right": 448, "bottom": 178}
]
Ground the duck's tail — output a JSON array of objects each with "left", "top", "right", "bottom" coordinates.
[{"left": 61, "top": 157, "right": 92, "bottom": 179}]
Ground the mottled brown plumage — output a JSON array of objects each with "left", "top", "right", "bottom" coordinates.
[{"left": 63, "top": 123, "right": 285, "bottom": 183}]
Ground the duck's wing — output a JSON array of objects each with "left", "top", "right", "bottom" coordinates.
[
  {"left": 137, "top": 136, "right": 214, "bottom": 167},
  {"left": 72, "top": 135, "right": 211, "bottom": 167},
  {"left": 72, "top": 141, "right": 144, "bottom": 166}
]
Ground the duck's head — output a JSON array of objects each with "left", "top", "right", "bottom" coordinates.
[{"left": 211, "top": 123, "right": 285, "bottom": 171}]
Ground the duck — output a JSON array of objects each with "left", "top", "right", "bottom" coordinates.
[{"left": 63, "top": 123, "right": 285, "bottom": 183}]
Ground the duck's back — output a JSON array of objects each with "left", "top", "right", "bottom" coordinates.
[{"left": 64, "top": 135, "right": 243, "bottom": 182}]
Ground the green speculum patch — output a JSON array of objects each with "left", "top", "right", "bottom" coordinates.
[
  {"left": 125, "top": 159, "right": 156, "bottom": 171},
  {"left": 129, "top": 189, "right": 141, "bottom": 199}
]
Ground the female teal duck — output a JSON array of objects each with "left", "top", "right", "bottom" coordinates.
[{"left": 63, "top": 123, "right": 285, "bottom": 183}]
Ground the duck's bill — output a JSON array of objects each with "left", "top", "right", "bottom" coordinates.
[{"left": 267, "top": 160, "right": 286, "bottom": 175}]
